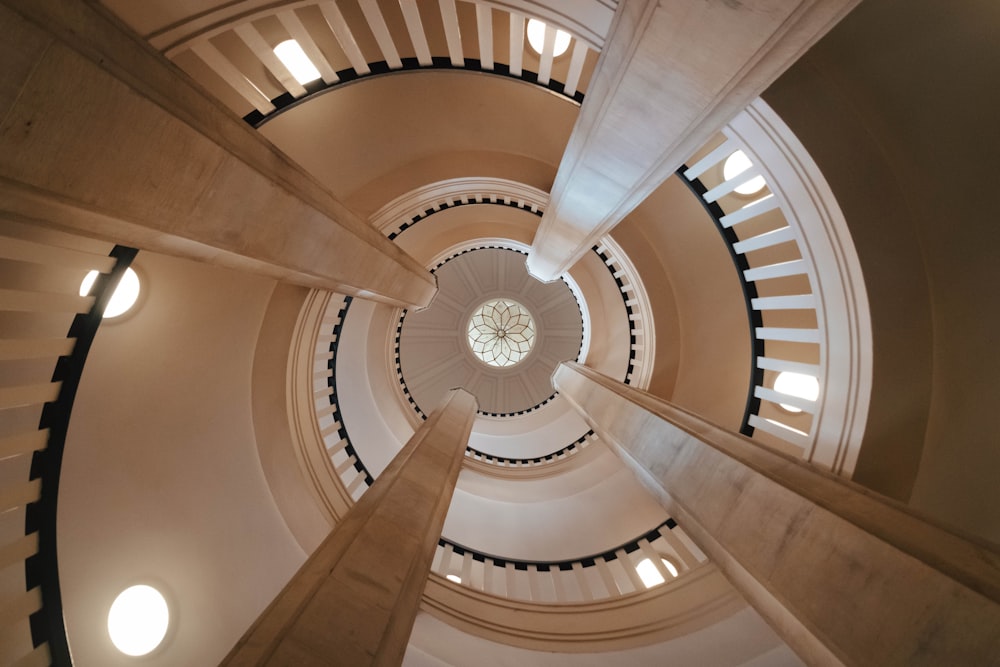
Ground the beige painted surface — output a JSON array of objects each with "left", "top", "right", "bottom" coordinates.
[
  {"left": 611, "top": 176, "right": 750, "bottom": 431},
  {"left": 528, "top": 0, "right": 861, "bottom": 280},
  {"left": 223, "top": 390, "right": 478, "bottom": 666},
  {"left": 420, "top": 565, "right": 748, "bottom": 654},
  {"left": 259, "top": 71, "right": 578, "bottom": 213},
  {"left": 251, "top": 282, "right": 334, "bottom": 553},
  {"left": 58, "top": 252, "right": 306, "bottom": 666},
  {"left": 555, "top": 362, "right": 1000, "bottom": 666},
  {"left": 764, "top": 0, "right": 1000, "bottom": 543},
  {"left": 0, "top": 0, "right": 435, "bottom": 307},
  {"left": 406, "top": 607, "right": 799, "bottom": 666}
]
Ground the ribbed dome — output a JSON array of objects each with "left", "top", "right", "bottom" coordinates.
[{"left": 398, "top": 248, "right": 583, "bottom": 415}]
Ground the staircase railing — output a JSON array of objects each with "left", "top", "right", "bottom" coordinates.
[
  {"left": 0, "top": 217, "right": 136, "bottom": 666},
  {"left": 676, "top": 99, "right": 872, "bottom": 475},
  {"left": 431, "top": 518, "right": 706, "bottom": 603}
]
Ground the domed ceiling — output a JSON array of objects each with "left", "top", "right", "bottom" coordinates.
[{"left": 399, "top": 247, "right": 583, "bottom": 415}]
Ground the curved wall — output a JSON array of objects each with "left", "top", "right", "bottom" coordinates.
[
  {"left": 59, "top": 252, "right": 305, "bottom": 666},
  {"left": 406, "top": 607, "right": 798, "bottom": 666},
  {"left": 259, "top": 71, "right": 577, "bottom": 212},
  {"left": 611, "top": 176, "right": 751, "bottom": 431},
  {"left": 764, "top": 0, "right": 1000, "bottom": 543}
]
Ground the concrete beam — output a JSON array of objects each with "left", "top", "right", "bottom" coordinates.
[
  {"left": 554, "top": 362, "right": 1000, "bottom": 666},
  {"left": 223, "top": 388, "right": 478, "bottom": 666},
  {"left": 0, "top": 0, "right": 436, "bottom": 308},
  {"left": 527, "top": 0, "right": 860, "bottom": 281}
]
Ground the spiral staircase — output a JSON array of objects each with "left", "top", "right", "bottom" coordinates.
[{"left": 1, "top": 1, "right": 999, "bottom": 666}]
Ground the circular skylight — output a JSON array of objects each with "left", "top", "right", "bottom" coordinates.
[
  {"left": 773, "top": 371, "right": 820, "bottom": 413},
  {"left": 80, "top": 267, "right": 141, "bottom": 318},
  {"left": 526, "top": 19, "right": 571, "bottom": 57},
  {"left": 723, "top": 150, "right": 767, "bottom": 195},
  {"left": 467, "top": 299, "right": 535, "bottom": 367},
  {"left": 107, "top": 585, "right": 169, "bottom": 656}
]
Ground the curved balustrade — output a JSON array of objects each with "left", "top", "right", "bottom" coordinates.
[
  {"left": 372, "top": 182, "right": 654, "bottom": 421},
  {"left": 316, "top": 290, "right": 593, "bottom": 488},
  {"left": 678, "top": 152, "right": 820, "bottom": 453},
  {"left": 463, "top": 429, "right": 595, "bottom": 472},
  {"left": 676, "top": 164, "right": 765, "bottom": 439},
  {"left": 312, "top": 294, "right": 375, "bottom": 502},
  {"left": 156, "top": 1, "right": 602, "bottom": 126},
  {"left": 432, "top": 518, "right": 707, "bottom": 604},
  {"left": 0, "top": 218, "right": 136, "bottom": 666},
  {"left": 677, "top": 100, "right": 872, "bottom": 473}
]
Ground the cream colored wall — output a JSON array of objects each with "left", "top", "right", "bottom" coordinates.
[
  {"left": 611, "top": 176, "right": 751, "bottom": 432},
  {"left": 58, "top": 252, "right": 305, "bottom": 665},
  {"left": 259, "top": 71, "right": 578, "bottom": 215},
  {"left": 765, "top": 0, "right": 1000, "bottom": 543},
  {"left": 404, "top": 608, "right": 800, "bottom": 667}
]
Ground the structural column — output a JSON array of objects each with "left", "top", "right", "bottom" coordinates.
[
  {"left": 223, "top": 389, "right": 478, "bottom": 666},
  {"left": 0, "top": 0, "right": 436, "bottom": 308},
  {"left": 554, "top": 362, "right": 1000, "bottom": 666},
  {"left": 527, "top": 0, "right": 860, "bottom": 281}
]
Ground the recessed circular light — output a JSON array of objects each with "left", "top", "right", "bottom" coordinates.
[
  {"left": 445, "top": 574, "right": 462, "bottom": 584},
  {"left": 773, "top": 371, "right": 820, "bottom": 413},
  {"left": 467, "top": 299, "right": 536, "bottom": 367},
  {"left": 723, "top": 150, "right": 767, "bottom": 196},
  {"left": 80, "top": 267, "right": 141, "bottom": 318},
  {"left": 526, "top": 19, "right": 571, "bottom": 57},
  {"left": 107, "top": 584, "right": 170, "bottom": 656},
  {"left": 636, "top": 557, "right": 679, "bottom": 588}
]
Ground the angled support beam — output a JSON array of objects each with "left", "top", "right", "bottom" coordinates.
[
  {"left": 554, "top": 362, "right": 1000, "bottom": 666},
  {"left": 0, "top": 0, "right": 436, "bottom": 308},
  {"left": 527, "top": 0, "right": 860, "bottom": 281},
  {"left": 222, "top": 389, "right": 478, "bottom": 666}
]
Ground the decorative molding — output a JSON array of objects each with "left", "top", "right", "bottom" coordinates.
[
  {"left": 421, "top": 564, "right": 744, "bottom": 653},
  {"left": 396, "top": 244, "right": 580, "bottom": 419},
  {"left": 370, "top": 177, "right": 550, "bottom": 239},
  {"left": 150, "top": 0, "right": 614, "bottom": 54}
]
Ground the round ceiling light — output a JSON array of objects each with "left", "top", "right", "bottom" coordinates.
[
  {"left": 723, "top": 150, "right": 767, "bottom": 196},
  {"left": 526, "top": 19, "right": 571, "bottom": 57},
  {"left": 773, "top": 371, "right": 820, "bottom": 413},
  {"left": 107, "top": 584, "right": 170, "bottom": 656},
  {"left": 79, "top": 267, "right": 141, "bottom": 318},
  {"left": 467, "top": 299, "right": 536, "bottom": 367},
  {"left": 636, "top": 557, "right": 679, "bottom": 588}
]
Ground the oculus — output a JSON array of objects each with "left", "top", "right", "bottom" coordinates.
[{"left": 467, "top": 299, "right": 536, "bottom": 367}]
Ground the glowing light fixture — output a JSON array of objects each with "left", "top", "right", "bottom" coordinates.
[
  {"left": 107, "top": 585, "right": 169, "bottom": 656},
  {"left": 467, "top": 299, "right": 536, "bottom": 367},
  {"left": 773, "top": 371, "right": 820, "bottom": 413},
  {"left": 526, "top": 19, "right": 571, "bottom": 57},
  {"left": 636, "top": 558, "right": 679, "bottom": 588},
  {"left": 80, "top": 267, "right": 141, "bottom": 318},
  {"left": 446, "top": 574, "right": 462, "bottom": 584},
  {"left": 274, "top": 39, "right": 321, "bottom": 84},
  {"left": 724, "top": 150, "right": 767, "bottom": 195}
]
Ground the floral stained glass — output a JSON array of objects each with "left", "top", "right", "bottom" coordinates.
[{"left": 467, "top": 299, "right": 535, "bottom": 367}]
